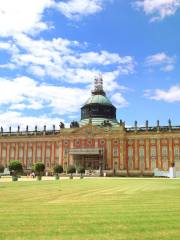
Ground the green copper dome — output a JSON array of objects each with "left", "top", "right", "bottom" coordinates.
[
  {"left": 84, "top": 94, "right": 113, "bottom": 106},
  {"left": 80, "top": 77, "right": 117, "bottom": 126}
]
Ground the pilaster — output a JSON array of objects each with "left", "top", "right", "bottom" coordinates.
[
  {"left": 157, "top": 139, "right": 161, "bottom": 169},
  {"left": 134, "top": 139, "right": 138, "bottom": 169},
  {"left": 169, "top": 138, "right": 173, "bottom": 166},
  {"left": 145, "top": 139, "right": 149, "bottom": 169}
]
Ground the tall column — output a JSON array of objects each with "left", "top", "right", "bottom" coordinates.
[
  {"left": 103, "top": 140, "right": 107, "bottom": 170},
  {"left": 51, "top": 142, "right": 54, "bottom": 167},
  {"left": 42, "top": 142, "right": 45, "bottom": 164},
  {"left": 117, "top": 141, "right": 120, "bottom": 170},
  {"left": 134, "top": 139, "right": 138, "bottom": 169},
  {"left": 125, "top": 140, "right": 129, "bottom": 174},
  {"left": 15, "top": 143, "right": 18, "bottom": 161},
  {"left": 59, "top": 141, "right": 63, "bottom": 165},
  {"left": 24, "top": 143, "right": 28, "bottom": 167},
  {"left": 106, "top": 139, "right": 112, "bottom": 169},
  {"left": 0, "top": 143, "right": 2, "bottom": 164},
  {"left": 145, "top": 139, "right": 149, "bottom": 169},
  {"left": 169, "top": 138, "right": 173, "bottom": 167},
  {"left": 69, "top": 140, "right": 74, "bottom": 165},
  {"left": 32, "top": 143, "right": 36, "bottom": 164},
  {"left": 6, "top": 143, "right": 9, "bottom": 166},
  {"left": 157, "top": 139, "right": 161, "bottom": 169},
  {"left": 120, "top": 140, "right": 124, "bottom": 170}
]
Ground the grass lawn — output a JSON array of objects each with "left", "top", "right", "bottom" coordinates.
[{"left": 0, "top": 178, "right": 180, "bottom": 240}]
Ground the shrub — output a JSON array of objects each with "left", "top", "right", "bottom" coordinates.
[
  {"left": 9, "top": 160, "right": 23, "bottom": 181},
  {"left": 33, "top": 162, "right": 45, "bottom": 180},
  {"left": 12, "top": 175, "right": 18, "bottom": 181},
  {"left": 0, "top": 164, "right": 4, "bottom": 178},
  {"left": 0, "top": 164, "right": 4, "bottom": 173},
  {"left": 54, "top": 165, "right": 63, "bottom": 180},
  {"left": 54, "top": 165, "right": 63, "bottom": 174},
  {"left": 37, "top": 175, "right": 42, "bottom": 181},
  {"left": 78, "top": 166, "right": 85, "bottom": 179},
  {"left": 67, "top": 165, "right": 76, "bottom": 179}
]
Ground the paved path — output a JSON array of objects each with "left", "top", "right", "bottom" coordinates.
[{"left": 0, "top": 176, "right": 180, "bottom": 182}]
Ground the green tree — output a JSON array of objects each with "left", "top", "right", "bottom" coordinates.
[
  {"left": 67, "top": 165, "right": 76, "bottom": 179},
  {"left": 78, "top": 166, "right": 85, "bottom": 179},
  {"left": 0, "top": 164, "right": 4, "bottom": 178},
  {"left": 54, "top": 165, "right": 63, "bottom": 180},
  {"left": 9, "top": 160, "right": 23, "bottom": 181},
  {"left": 33, "top": 162, "right": 45, "bottom": 180}
]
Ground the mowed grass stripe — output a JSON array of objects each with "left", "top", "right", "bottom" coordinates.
[{"left": 0, "top": 179, "right": 180, "bottom": 240}]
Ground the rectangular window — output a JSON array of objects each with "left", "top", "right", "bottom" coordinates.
[
  {"left": 36, "top": 147, "right": 41, "bottom": 161},
  {"left": 139, "top": 147, "right": 144, "bottom": 158},
  {"left": 2, "top": 147, "right": 6, "bottom": 161},
  {"left": 162, "top": 146, "right": 168, "bottom": 157},
  {"left": 55, "top": 146, "right": 59, "bottom": 161},
  {"left": 113, "top": 147, "right": 118, "bottom": 157},
  {"left": 174, "top": 146, "right": 180, "bottom": 161},
  {"left": 162, "top": 146, "right": 168, "bottom": 170},
  {"left": 10, "top": 147, "right": 15, "bottom": 161},
  {"left": 46, "top": 147, "right": 50, "bottom": 160},
  {"left": 19, "top": 147, "right": 23, "bottom": 160},
  {"left": 27, "top": 147, "right": 32, "bottom": 168},
  {"left": 128, "top": 147, "right": 133, "bottom": 170},
  {"left": 151, "top": 146, "right": 156, "bottom": 157},
  {"left": 28, "top": 148, "right": 32, "bottom": 158},
  {"left": 151, "top": 146, "right": 157, "bottom": 169},
  {"left": 139, "top": 147, "right": 145, "bottom": 170}
]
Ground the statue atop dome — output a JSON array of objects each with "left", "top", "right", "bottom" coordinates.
[
  {"left": 92, "top": 75, "right": 106, "bottom": 96},
  {"left": 95, "top": 74, "right": 103, "bottom": 90}
]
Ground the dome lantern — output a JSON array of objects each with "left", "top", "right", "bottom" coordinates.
[{"left": 80, "top": 76, "right": 118, "bottom": 126}]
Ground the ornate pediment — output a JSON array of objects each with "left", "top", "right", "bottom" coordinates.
[
  {"left": 70, "top": 124, "right": 100, "bottom": 137},
  {"left": 60, "top": 123, "right": 122, "bottom": 138},
  {"left": 63, "top": 124, "right": 113, "bottom": 137}
]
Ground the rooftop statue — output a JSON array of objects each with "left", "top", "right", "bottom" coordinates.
[
  {"left": 60, "top": 122, "right": 65, "bottom": 129},
  {"left": 70, "top": 121, "right": 79, "bottom": 128}
]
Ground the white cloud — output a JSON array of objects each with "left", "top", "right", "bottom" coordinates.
[
  {"left": 0, "top": 0, "right": 131, "bottom": 124},
  {"left": 0, "top": 76, "right": 89, "bottom": 115},
  {"left": 0, "top": 0, "right": 111, "bottom": 38},
  {"left": 145, "top": 52, "right": 176, "bottom": 72},
  {"left": 146, "top": 52, "right": 175, "bottom": 65},
  {"left": 56, "top": 0, "right": 105, "bottom": 20},
  {"left": 134, "top": 0, "right": 180, "bottom": 21},
  {"left": 161, "top": 64, "right": 174, "bottom": 72},
  {"left": 111, "top": 93, "right": 129, "bottom": 108},
  {"left": 0, "top": 76, "right": 129, "bottom": 129},
  {"left": 0, "top": 0, "right": 112, "bottom": 38},
  {"left": 0, "top": 34, "right": 135, "bottom": 92},
  {"left": 0, "top": 42, "right": 11, "bottom": 50},
  {"left": 144, "top": 85, "right": 180, "bottom": 102},
  {"left": 28, "top": 66, "right": 46, "bottom": 77},
  {"left": 0, "top": 111, "right": 65, "bottom": 131},
  {"left": 0, "top": 0, "right": 54, "bottom": 37}
]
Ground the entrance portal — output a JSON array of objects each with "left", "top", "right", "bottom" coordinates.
[
  {"left": 69, "top": 148, "right": 104, "bottom": 171},
  {"left": 73, "top": 154, "right": 101, "bottom": 170}
]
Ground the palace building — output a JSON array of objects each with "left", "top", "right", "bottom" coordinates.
[{"left": 0, "top": 77, "right": 180, "bottom": 176}]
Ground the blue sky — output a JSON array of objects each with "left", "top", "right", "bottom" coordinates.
[{"left": 0, "top": 0, "right": 180, "bottom": 130}]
